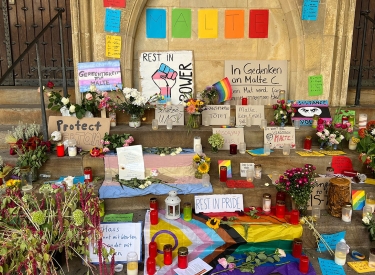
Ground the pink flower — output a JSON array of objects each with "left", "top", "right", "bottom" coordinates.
[
  {"left": 51, "top": 184, "right": 59, "bottom": 189},
  {"left": 102, "top": 92, "right": 108, "bottom": 97},
  {"left": 270, "top": 121, "right": 275, "bottom": 126},
  {"left": 187, "top": 104, "right": 196, "bottom": 114},
  {"left": 86, "top": 93, "right": 93, "bottom": 100},
  {"left": 228, "top": 263, "right": 236, "bottom": 271},
  {"left": 218, "top": 258, "right": 228, "bottom": 268},
  {"left": 102, "top": 147, "right": 110, "bottom": 153}
]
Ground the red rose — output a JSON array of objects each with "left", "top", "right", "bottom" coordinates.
[{"left": 46, "top": 81, "right": 54, "bottom": 89}]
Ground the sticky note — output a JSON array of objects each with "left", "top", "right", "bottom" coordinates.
[
  {"left": 105, "top": 8, "right": 121, "bottom": 33},
  {"left": 317, "top": 231, "right": 346, "bottom": 252},
  {"left": 348, "top": 261, "right": 375, "bottom": 273},
  {"left": 318, "top": 258, "right": 346, "bottom": 275},
  {"left": 198, "top": 9, "right": 218, "bottom": 38},
  {"left": 172, "top": 9, "right": 191, "bottom": 38},
  {"left": 105, "top": 35, "right": 121, "bottom": 58},
  {"left": 308, "top": 74, "right": 323, "bottom": 96},
  {"left": 352, "top": 190, "right": 366, "bottom": 210},
  {"left": 302, "top": 0, "right": 319, "bottom": 21},
  {"left": 146, "top": 9, "right": 166, "bottom": 39}
]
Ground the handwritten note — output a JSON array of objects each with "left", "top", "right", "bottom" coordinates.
[
  {"left": 317, "top": 231, "right": 346, "bottom": 252},
  {"left": 302, "top": 0, "right": 320, "bottom": 21},
  {"left": 318, "top": 258, "right": 346, "bottom": 275},
  {"left": 103, "top": 213, "right": 133, "bottom": 222},
  {"left": 117, "top": 145, "right": 145, "bottom": 180},
  {"left": 106, "top": 35, "right": 121, "bottom": 58},
  {"left": 212, "top": 128, "right": 244, "bottom": 150},
  {"left": 194, "top": 194, "right": 243, "bottom": 213},
  {"left": 103, "top": 0, "right": 126, "bottom": 8},
  {"left": 264, "top": 127, "right": 296, "bottom": 149},
  {"left": 202, "top": 105, "right": 231, "bottom": 125},
  {"left": 236, "top": 105, "right": 265, "bottom": 126},
  {"left": 308, "top": 74, "right": 323, "bottom": 96},
  {"left": 240, "top": 163, "right": 254, "bottom": 177},
  {"left": 308, "top": 177, "right": 330, "bottom": 210},
  {"left": 89, "top": 222, "right": 142, "bottom": 263},
  {"left": 105, "top": 9, "right": 121, "bottom": 33},
  {"left": 155, "top": 105, "right": 184, "bottom": 125},
  {"left": 225, "top": 60, "right": 287, "bottom": 105},
  {"left": 348, "top": 261, "right": 375, "bottom": 273}
]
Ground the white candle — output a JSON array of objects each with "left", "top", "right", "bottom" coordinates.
[
  {"left": 359, "top": 113, "right": 367, "bottom": 129},
  {"left": 194, "top": 136, "right": 201, "bottom": 152}
]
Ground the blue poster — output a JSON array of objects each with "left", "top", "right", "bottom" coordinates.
[
  {"left": 146, "top": 9, "right": 166, "bottom": 38},
  {"left": 302, "top": 0, "right": 320, "bottom": 21},
  {"left": 105, "top": 8, "right": 121, "bottom": 33}
]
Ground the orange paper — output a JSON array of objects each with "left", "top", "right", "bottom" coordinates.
[{"left": 225, "top": 10, "right": 244, "bottom": 38}]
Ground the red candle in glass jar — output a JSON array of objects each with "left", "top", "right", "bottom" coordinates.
[
  {"left": 146, "top": 257, "right": 156, "bottom": 275},
  {"left": 303, "top": 136, "right": 312, "bottom": 150},
  {"left": 56, "top": 144, "right": 65, "bottom": 157},
  {"left": 290, "top": 209, "right": 300, "bottom": 225},
  {"left": 163, "top": 244, "right": 173, "bottom": 265},
  {"left": 276, "top": 191, "right": 286, "bottom": 202},
  {"left": 276, "top": 201, "right": 286, "bottom": 218},
  {"left": 150, "top": 209, "right": 158, "bottom": 225},
  {"left": 84, "top": 167, "right": 93, "bottom": 182},
  {"left": 178, "top": 247, "right": 188, "bottom": 269},
  {"left": 149, "top": 241, "right": 157, "bottom": 258},
  {"left": 292, "top": 238, "right": 303, "bottom": 258},
  {"left": 242, "top": 97, "right": 247, "bottom": 105},
  {"left": 299, "top": 255, "right": 309, "bottom": 273},
  {"left": 220, "top": 166, "right": 227, "bottom": 182},
  {"left": 150, "top": 198, "right": 158, "bottom": 210},
  {"left": 229, "top": 144, "right": 237, "bottom": 155}
]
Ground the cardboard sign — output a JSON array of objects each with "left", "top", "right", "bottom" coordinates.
[
  {"left": 264, "top": 127, "right": 296, "bottom": 149},
  {"left": 240, "top": 163, "right": 255, "bottom": 177},
  {"left": 212, "top": 128, "right": 244, "bottom": 150},
  {"left": 224, "top": 60, "right": 287, "bottom": 105},
  {"left": 89, "top": 222, "right": 142, "bottom": 263},
  {"left": 236, "top": 105, "right": 265, "bottom": 126},
  {"left": 117, "top": 145, "right": 145, "bottom": 180},
  {"left": 139, "top": 51, "right": 194, "bottom": 104},
  {"left": 194, "top": 194, "right": 244, "bottom": 213},
  {"left": 289, "top": 100, "right": 331, "bottom": 126},
  {"left": 202, "top": 105, "right": 231, "bottom": 125},
  {"left": 48, "top": 116, "right": 111, "bottom": 150},
  {"left": 155, "top": 105, "right": 184, "bottom": 125}
]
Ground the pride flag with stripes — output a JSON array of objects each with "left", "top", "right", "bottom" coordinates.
[{"left": 213, "top": 77, "right": 233, "bottom": 102}]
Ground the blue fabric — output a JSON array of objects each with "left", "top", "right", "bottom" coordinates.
[{"left": 99, "top": 182, "right": 213, "bottom": 199}]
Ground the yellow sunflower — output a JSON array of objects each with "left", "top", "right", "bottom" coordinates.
[
  {"left": 198, "top": 162, "right": 209, "bottom": 174},
  {"left": 6, "top": 179, "right": 21, "bottom": 188},
  {"left": 206, "top": 218, "right": 220, "bottom": 229},
  {"left": 204, "top": 156, "right": 211, "bottom": 163},
  {"left": 193, "top": 154, "right": 201, "bottom": 162}
]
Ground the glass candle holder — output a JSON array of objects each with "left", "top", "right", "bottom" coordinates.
[
  {"left": 239, "top": 142, "right": 246, "bottom": 154},
  {"left": 246, "top": 169, "right": 254, "bottom": 182},
  {"left": 150, "top": 209, "right": 158, "bottom": 225},
  {"left": 292, "top": 238, "right": 303, "bottom": 258},
  {"left": 183, "top": 203, "right": 192, "bottom": 221},
  {"left": 335, "top": 242, "right": 348, "bottom": 265},
  {"left": 366, "top": 192, "right": 375, "bottom": 213},
  {"left": 261, "top": 119, "right": 267, "bottom": 129},
  {"left": 163, "top": 244, "right": 173, "bottom": 265},
  {"left": 254, "top": 164, "right": 262, "bottom": 179},
  {"left": 294, "top": 119, "right": 300, "bottom": 129},
  {"left": 127, "top": 252, "right": 138, "bottom": 275},
  {"left": 56, "top": 143, "right": 65, "bottom": 157},
  {"left": 166, "top": 118, "right": 173, "bottom": 130},
  {"left": 312, "top": 205, "right": 321, "bottom": 220},
  {"left": 152, "top": 119, "right": 158, "bottom": 130},
  {"left": 304, "top": 136, "right": 312, "bottom": 150},
  {"left": 193, "top": 136, "right": 201, "bottom": 153},
  {"left": 109, "top": 111, "right": 117, "bottom": 127},
  {"left": 341, "top": 203, "right": 352, "bottom": 222},
  {"left": 246, "top": 116, "right": 252, "bottom": 127},
  {"left": 178, "top": 247, "right": 189, "bottom": 269},
  {"left": 272, "top": 171, "right": 279, "bottom": 184},
  {"left": 146, "top": 257, "right": 156, "bottom": 275},
  {"left": 290, "top": 209, "right": 300, "bottom": 225},
  {"left": 363, "top": 205, "right": 373, "bottom": 218},
  {"left": 150, "top": 198, "right": 158, "bottom": 210},
  {"left": 202, "top": 173, "right": 210, "bottom": 187},
  {"left": 264, "top": 143, "right": 270, "bottom": 155},
  {"left": 220, "top": 166, "right": 227, "bottom": 182},
  {"left": 262, "top": 193, "right": 271, "bottom": 214},
  {"left": 283, "top": 144, "right": 290, "bottom": 155},
  {"left": 84, "top": 167, "right": 93, "bottom": 183},
  {"left": 148, "top": 241, "right": 157, "bottom": 258},
  {"left": 203, "top": 116, "right": 210, "bottom": 126},
  {"left": 229, "top": 116, "right": 235, "bottom": 127},
  {"left": 230, "top": 144, "right": 237, "bottom": 155},
  {"left": 369, "top": 248, "right": 375, "bottom": 268},
  {"left": 276, "top": 201, "right": 285, "bottom": 218},
  {"left": 359, "top": 113, "right": 368, "bottom": 129},
  {"left": 242, "top": 97, "right": 248, "bottom": 105},
  {"left": 299, "top": 255, "right": 309, "bottom": 274}
]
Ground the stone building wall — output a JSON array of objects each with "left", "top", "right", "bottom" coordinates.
[{"left": 70, "top": 0, "right": 356, "bottom": 106}]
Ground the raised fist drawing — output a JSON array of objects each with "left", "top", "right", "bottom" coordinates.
[{"left": 152, "top": 63, "right": 177, "bottom": 101}]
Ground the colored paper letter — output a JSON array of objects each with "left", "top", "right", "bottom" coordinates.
[
  {"left": 198, "top": 10, "right": 218, "bottom": 38},
  {"left": 103, "top": 0, "right": 125, "bottom": 8},
  {"left": 106, "top": 35, "right": 121, "bottom": 58},
  {"left": 146, "top": 9, "right": 166, "bottom": 39},
  {"left": 249, "top": 10, "right": 269, "bottom": 38},
  {"left": 172, "top": 9, "right": 191, "bottom": 38},
  {"left": 105, "top": 8, "right": 121, "bottom": 33},
  {"left": 225, "top": 10, "right": 244, "bottom": 39}
]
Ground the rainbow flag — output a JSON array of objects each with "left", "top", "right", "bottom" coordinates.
[{"left": 213, "top": 77, "right": 232, "bottom": 102}]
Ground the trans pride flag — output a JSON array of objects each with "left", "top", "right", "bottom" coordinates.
[{"left": 213, "top": 77, "right": 233, "bottom": 103}]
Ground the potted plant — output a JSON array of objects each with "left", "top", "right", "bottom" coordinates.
[
  {"left": 208, "top": 133, "right": 224, "bottom": 153},
  {"left": 0, "top": 182, "right": 115, "bottom": 274},
  {"left": 200, "top": 85, "right": 219, "bottom": 105}
]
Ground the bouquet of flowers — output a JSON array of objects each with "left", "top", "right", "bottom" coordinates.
[
  {"left": 200, "top": 85, "right": 219, "bottom": 105},
  {"left": 183, "top": 97, "right": 207, "bottom": 130},
  {"left": 100, "top": 133, "right": 134, "bottom": 153},
  {"left": 208, "top": 133, "right": 224, "bottom": 153},
  {"left": 316, "top": 119, "right": 344, "bottom": 150},
  {"left": 357, "top": 121, "right": 375, "bottom": 171},
  {"left": 275, "top": 164, "right": 317, "bottom": 215},
  {"left": 193, "top": 153, "right": 210, "bottom": 178},
  {"left": 270, "top": 100, "right": 296, "bottom": 126},
  {"left": 362, "top": 212, "right": 375, "bottom": 241}
]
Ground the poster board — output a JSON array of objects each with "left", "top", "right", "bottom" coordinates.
[
  {"left": 155, "top": 105, "right": 184, "bottom": 125},
  {"left": 89, "top": 222, "right": 142, "bottom": 263},
  {"left": 202, "top": 105, "right": 231, "bottom": 125},
  {"left": 212, "top": 128, "right": 244, "bottom": 150},
  {"left": 264, "top": 127, "right": 296, "bottom": 149},
  {"left": 224, "top": 60, "right": 287, "bottom": 105},
  {"left": 240, "top": 163, "right": 255, "bottom": 177},
  {"left": 117, "top": 145, "right": 145, "bottom": 180},
  {"left": 139, "top": 51, "right": 194, "bottom": 104},
  {"left": 194, "top": 194, "right": 244, "bottom": 213},
  {"left": 48, "top": 116, "right": 111, "bottom": 150},
  {"left": 289, "top": 100, "right": 331, "bottom": 126},
  {"left": 236, "top": 105, "right": 265, "bottom": 126},
  {"left": 77, "top": 60, "right": 122, "bottom": 92}
]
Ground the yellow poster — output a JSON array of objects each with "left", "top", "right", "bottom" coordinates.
[
  {"left": 106, "top": 35, "right": 121, "bottom": 58},
  {"left": 198, "top": 10, "right": 218, "bottom": 38},
  {"left": 348, "top": 261, "right": 375, "bottom": 273}
]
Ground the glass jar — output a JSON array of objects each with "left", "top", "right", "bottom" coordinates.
[
  {"left": 178, "top": 247, "right": 189, "bottom": 269},
  {"left": 163, "top": 244, "right": 173, "bottom": 265},
  {"left": 255, "top": 164, "right": 262, "bottom": 179},
  {"left": 84, "top": 167, "right": 93, "bottom": 183},
  {"left": 150, "top": 198, "right": 158, "bottom": 210},
  {"left": 19, "top": 166, "right": 32, "bottom": 188},
  {"left": 183, "top": 203, "right": 192, "bottom": 221},
  {"left": 56, "top": 143, "right": 65, "bottom": 157},
  {"left": 276, "top": 190, "right": 286, "bottom": 202},
  {"left": 312, "top": 115, "right": 319, "bottom": 129},
  {"left": 262, "top": 193, "right": 271, "bottom": 214},
  {"left": 246, "top": 169, "right": 254, "bottom": 182},
  {"left": 229, "top": 144, "right": 237, "bottom": 155},
  {"left": 304, "top": 136, "right": 312, "bottom": 150},
  {"left": 335, "top": 242, "right": 348, "bottom": 265},
  {"left": 369, "top": 248, "right": 375, "bottom": 268},
  {"left": 220, "top": 166, "right": 227, "bottom": 182},
  {"left": 150, "top": 209, "right": 158, "bottom": 225},
  {"left": 127, "top": 251, "right": 138, "bottom": 275},
  {"left": 276, "top": 201, "right": 285, "bottom": 218},
  {"left": 67, "top": 139, "right": 77, "bottom": 157},
  {"left": 148, "top": 241, "right": 157, "bottom": 258},
  {"left": 146, "top": 257, "right": 156, "bottom": 275},
  {"left": 292, "top": 238, "right": 303, "bottom": 258},
  {"left": 341, "top": 202, "right": 352, "bottom": 222},
  {"left": 109, "top": 111, "right": 117, "bottom": 127}
]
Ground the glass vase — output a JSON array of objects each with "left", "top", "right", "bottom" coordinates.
[
  {"left": 195, "top": 171, "right": 203, "bottom": 179},
  {"left": 129, "top": 114, "right": 141, "bottom": 128},
  {"left": 211, "top": 146, "right": 219, "bottom": 153},
  {"left": 187, "top": 114, "right": 201, "bottom": 129}
]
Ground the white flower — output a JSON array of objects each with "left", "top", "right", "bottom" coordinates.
[
  {"left": 61, "top": 97, "right": 70, "bottom": 105},
  {"left": 160, "top": 153, "right": 165, "bottom": 157},
  {"left": 317, "top": 132, "right": 323, "bottom": 138},
  {"left": 123, "top": 87, "right": 132, "bottom": 94},
  {"left": 145, "top": 181, "right": 152, "bottom": 186},
  {"left": 363, "top": 216, "right": 370, "bottom": 225},
  {"left": 279, "top": 110, "right": 284, "bottom": 115},
  {"left": 170, "top": 152, "right": 176, "bottom": 156},
  {"left": 130, "top": 88, "right": 139, "bottom": 97},
  {"left": 177, "top": 147, "right": 182, "bottom": 153},
  {"left": 276, "top": 248, "right": 286, "bottom": 258},
  {"left": 51, "top": 131, "right": 62, "bottom": 141},
  {"left": 69, "top": 105, "right": 76, "bottom": 113},
  {"left": 139, "top": 184, "right": 145, "bottom": 189},
  {"left": 324, "top": 129, "right": 330, "bottom": 136}
]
